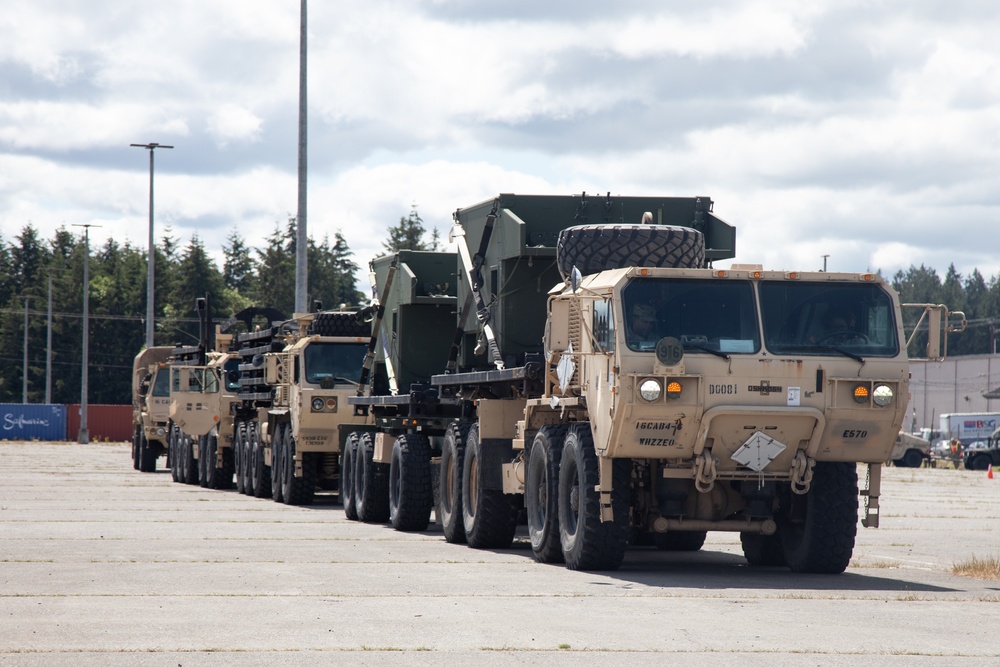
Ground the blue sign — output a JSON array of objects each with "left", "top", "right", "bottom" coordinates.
[{"left": 0, "top": 404, "right": 67, "bottom": 441}]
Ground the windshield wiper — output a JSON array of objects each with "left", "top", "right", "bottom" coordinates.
[
  {"left": 818, "top": 345, "right": 864, "bottom": 364},
  {"left": 683, "top": 342, "right": 730, "bottom": 360}
]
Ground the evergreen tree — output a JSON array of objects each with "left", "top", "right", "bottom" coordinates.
[
  {"left": 382, "top": 205, "right": 430, "bottom": 252},
  {"left": 223, "top": 228, "right": 255, "bottom": 294}
]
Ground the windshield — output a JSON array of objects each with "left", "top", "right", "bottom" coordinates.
[
  {"left": 759, "top": 282, "right": 899, "bottom": 357},
  {"left": 621, "top": 278, "right": 760, "bottom": 354},
  {"left": 303, "top": 342, "right": 367, "bottom": 385},
  {"left": 151, "top": 368, "right": 171, "bottom": 397}
]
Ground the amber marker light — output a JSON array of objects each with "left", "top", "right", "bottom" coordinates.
[
  {"left": 752, "top": 270, "right": 763, "bottom": 279},
  {"left": 853, "top": 385, "right": 870, "bottom": 403},
  {"left": 786, "top": 272, "right": 799, "bottom": 280},
  {"left": 666, "top": 380, "right": 683, "bottom": 399},
  {"left": 715, "top": 270, "right": 728, "bottom": 278}
]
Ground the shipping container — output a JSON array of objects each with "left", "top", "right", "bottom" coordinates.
[
  {"left": 66, "top": 404, "right": 133, "bottom": 442},
  {"left": 0, "top": 404, "right": 67, "bottom": 441}
]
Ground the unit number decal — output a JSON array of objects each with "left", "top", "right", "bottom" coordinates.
[
  {"left": 709, "top": 384, "right": 738, "bottom": 395},
  {"left": 842, "top": 429, "right": 868, "bottom": 439}
]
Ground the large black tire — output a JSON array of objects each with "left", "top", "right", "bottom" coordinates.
[
  {"left": 218, "top": 443, "right": 235, "bottom": 490},
  {"left": 138, "top": 431, "right": 157, "bottom": 473},
  {"left": 341, "top": 433, "right": 359, "bottom": 520},
  {"left": 902, "top": 449, "right": 924, "bottom": 468},
  {"left": 132, "top": 426, "right": 141, "bottom": 470},
  {"left": 389, "top": 434, "right": 434, "bottom": 532},
  {"left": 439, "top": 423, "right": 469, "bottom": 544},
  {"left": 355, "top": 432, "right": 389, "bottom": 523},
  {"left": 969, "top": 454, "right": 992, "bottom": 471},
  {"left": 202, "top": 433, "right": 221, "bottom": 490},
  {"left": 198, "top": 435, "right": 211, "bottom": 488},
  {"left": 558, "top": 424, "right": 629, "bottom": 571},
  {"left": 271, "top": 424, "right": 285, "bottom": 503},
  {"left": 461, "top": 425, "right": 518, "bottom": 549},
  {"left": 526, "top": 425, "right": 568, "bottom": 563},
  {"left": 307, "top": 312, "right": 370, "bottom": 337},
  {"left": 779, "top": 462, "right": 858, "bottom": 574},
  {"left": 181, "top": 435, "right": 198, "bottom": 485},
  {"left": 250, "top": 422, "right": 272, "bottom": 499},
  {"left": 235, "top": 422, "right": 247, "bottom": 495},
  {"left": 168, "top": 427, "right": 180, "bottom": 482},
  {"left": 741, "top": 531, "right": 786, "bottom": 567},
  {"left": 281, "top": 427, "right": 316, "bottom": 506},
  {"left": 556, "top": 224, "right": 705, "bottom": 278},
  {"left": 654, "top": 531, "right": 707, "bottom": 552}
]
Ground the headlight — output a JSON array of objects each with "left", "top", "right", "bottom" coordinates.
[
  {"left": 311, "top": 397, "right": 325, "bottom": 412},
  {"left": 872, "top": 384, "right": 894, "bottom": 407},
  {"left": 639, "top": 379, "right": 662, "bottom": 401}
]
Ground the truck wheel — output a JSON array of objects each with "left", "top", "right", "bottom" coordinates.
[
  {"left": 526, "top": 425, "right": 568, "bottom": 563},
  {"left": 202, "top": 433, "right": 218, "bottom": 489},
  {"left": 271, "top": 424, "right": 285, "bottom": 503},
  {"left": 970, "top": 455, "right": 992, "bottom": 471},
  {"left": 558, "top": 424, "right": 629, "bottom": 571},
  {"left": 308, "top": 312, "right": 369, "bottom": 337},
  {"left": 182, "top": 435, "right": 199, "bottom": 485},
  {"left": 243, "top": 423, "right": 257, "bottom": 496},
  {"left": 439, "top": 423, "right": 469, "bottom": 544},
  {"left": 138, "top": 431, "right": 157, "bottom": 473},
  {"left": 778, "top": 461, "right": 858, "bottom": 574},
  {"left": 250, "top": 423, "right": 272, "bottom": 498},
  {"left": 132, "top": 426, "right": 141, "bottom": 470},
  {"left": 461, "top": 425, "right": 518, "bottom": 549},
  {"left": 356, "top": 432, "right": 390, "bottom": 523},
  {"left": 556, "top": 224, "right": 705, "bottom": 278},
  {"left": 235, "top": 423, "right": 247, "bottom": 495},
  {"left": 282, "top": 428, "right": 316, "bottom": 506},
  {"left": 219, "top": 440, "right": 235, "bottom": 490},
  {"left": 389, "top": 434, "right": 433, "bottom": 532},
  {"left": 199, "top": 435, "right": 211, "bottom": 488},
  {"left": 902, "top": 449, "right": 924, "bottom": 468},
  {"left": 741, "top": 532, "right": 786, "bottom": 566},
  {"left": 342, "top": 433, "right": 359, "bottom": 519},
  {"left": 654, "top": 531, "right": 707, "bottom": 551}
]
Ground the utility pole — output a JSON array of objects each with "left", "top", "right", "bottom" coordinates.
[
  {"left": 295, "top": 0, "right": 309, "bottom": 314},
  {"left": 73, "top": 224, "right": 99, "bottom": 444},
  {"left": 22, "top": 296, "right": 30, "bottom": 404},
  {"left": 821, "top": 255, "right": 829, "bottom": 272},
  {"left": 46, "top": 272, "right": 52, "bottom": 404},
  {"left": 130, "top": 142, "right": 173, "bottom": 348}
]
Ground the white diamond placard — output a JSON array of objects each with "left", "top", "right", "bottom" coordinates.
[{"left": 731, "top": 431, "right": 787, "bottom": 472}]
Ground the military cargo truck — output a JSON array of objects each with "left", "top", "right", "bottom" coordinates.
[
  {"left": 131, "top": 345, "right": 174, "bottom": 472},
  {"left": 346, "top": 192, "right": 963, "bottom": 574},
  {"left": 230, "top": 309, "right": 371, "bottom": 504}
]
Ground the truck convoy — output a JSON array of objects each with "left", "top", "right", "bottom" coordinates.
[
  {"left": 337, "top": 192, "right": 959, "bottom": 574},
  {"left": 132, "top": 191, "right": 963, "bottom": 576}
]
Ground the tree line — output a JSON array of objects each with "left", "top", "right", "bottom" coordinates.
[{"left": 0, "top": 207, "right": 993, "bottom": 406}]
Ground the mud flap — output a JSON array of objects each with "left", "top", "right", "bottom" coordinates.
[
  {"left": 479, "top": 438, "right": 515, "bottom": 491},
  {"left": 598, "top": 456, "right": 614, "bottom": 521}
]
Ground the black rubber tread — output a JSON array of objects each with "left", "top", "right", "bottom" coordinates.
[
  {"left": 132, "top": 426, "right": 141, "bottom": 470},
  {"left": 139, "top": 431, "right": 157, "bottom": 473},
  {"left": 271, "top": 424, "right": 285, "bottom": 503},
  {"left": 461, "top": 425, "right": 519, "bottom": 550},
  {"left": 202, "top": 433, "right": 221, "bottom": 490},
  {"left": 168, "top": 426, "right": 180, "bottom": 482},
  {"left": 526, "top": 424, "right": 569, "bottom": 563},
  {"left": 307, "top": 312, "right": 370, "bottom": 337},
  {"left": 439, "top": 423, "right": 469, "bottom": 544},
  {"left": 902, "top": 449, "right": 924, "bottom": 468},
  {"left": 234, "top": 422, "right": 247, "bottom": 495},
  {"left": 281, "top": 429, "right": 317, "bottom": 506},
  {"left": 779, "top": 461, "right": 858, "bottom": 574},
  {"left": 356, "top": 432, "right": 390, "bottom": 523},
  {"left": 198, "top": 434, "right": 210, "bottom": 488},
  {"left": 556, "top": 224, "right": 705, "bottom": 278},
  {"left": 970, "top": 454, "right": 993, "bottom": 471},
  {"left": 218, "top": 444, "right": 236, "bottom": 490},
  {"left": 242, "top": 422, "right": 256, "bottom": 496},
  {"left": 654, "top": 530, "right": 707, "bottom": 552},
  {"left": 389, "top": 434, "right": 434, "bottom": 532},
  {"left": 558, "top": 424, "right": 629, "bottom": 571},
  {"left": 740, "top": 531, "right": 787, "bottom": 567},
  {"left": 182, "top": 434, "right": 199, "bottom": 485},
  {"left": 341, "top": 433, "right": 359, "bottom": 520},
  {"left": 250, "top": 422, "right": 272, "bottom": 498}
]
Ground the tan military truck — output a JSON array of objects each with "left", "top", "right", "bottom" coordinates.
[
  {"left": 889, "top": 431, "right": 931, "bottom": 468},
  {"left": 131, "top": 346, "right": 174, "bottom": 472},
  {"left": 231, "top": 310, "right": 371, "bottom": 504},
  {"left": 348, "top": 194, "right": 964, "bottom": 575}
]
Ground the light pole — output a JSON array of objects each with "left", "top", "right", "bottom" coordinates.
[
  {"left": 73, "top": 224, "right": 99, "bottom": 444},
  {"left": 22, "top": 296, "right": 31, "bottom": 404},
  {"left": 295, "top": 0, "right": 308, "bottom": 314},
  {"left": 130, "top": 142, "right": 173, "bottom": 348},
  {"left": 46, "top": 272, "right": 52, "bottom": 404}
]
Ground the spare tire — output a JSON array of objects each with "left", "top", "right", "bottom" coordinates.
[
  {"left": 307, "top": 312, "right": 370, "bottom": 337},
  {"left": 556, "top": 224, "right": 705, "bottom": 279}
]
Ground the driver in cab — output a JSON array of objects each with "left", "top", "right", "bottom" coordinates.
[{"left": 628, "top": 303, "right": 660, "bottom": 350}]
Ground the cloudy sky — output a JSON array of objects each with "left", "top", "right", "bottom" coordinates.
[{"left": 2, "top": 0, "right": 999, "bottom": 291}]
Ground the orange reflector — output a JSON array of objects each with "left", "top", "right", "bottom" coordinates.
[
  {"left": 715, "top": 270, "right": 728, "bottom": 278},
  {"left": 640, "top": 269, "right": 649, "bottom": 275},
  {"left": 863, "top": 274, "right": 874, "bottom": 282},
  {"left": 853, "top": 385, "right": 869, "bottom": 403}
]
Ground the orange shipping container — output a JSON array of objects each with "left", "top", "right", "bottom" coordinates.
[{"left": 66, "top": 404, "right": 133, "bottom": 442}]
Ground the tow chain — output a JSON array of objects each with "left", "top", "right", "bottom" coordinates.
[
  {"left": 790, "top": 450, "right": 815, "bottom": 495},
  {"left": 694, "top": 451, "right": 717, "bottom": 493}
]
